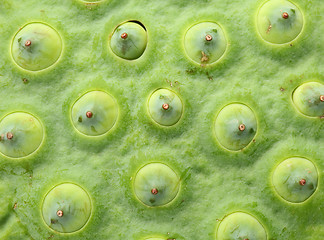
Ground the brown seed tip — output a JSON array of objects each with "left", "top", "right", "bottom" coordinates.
[
  {"left": 320, "top": 95, "right": 324, "bottom": 102},
  {"left": 56, "top": 210, "right": 64, "bottom": 217},
  {"left": 151, "top": 188, "right": 158, "bottom": 195},
  {"left": 7, "top": 132, "right": 13, "bottom": 140},
  {"left": 162, "top": 103, "right": 169, "bottom": 110},
  {"left": 121, "top": 33, "right": 128, "bottom": 39},
  {"left": 238, "top": 124, "right": 246, "bottom": 131},
  {"left": 205, "top": 34, "right": 213, "bottom": 41},
  {"left": 25, "top": 40, "right": 31, "bottom": 47},
  {"left": 86, "top": 111, "right": 93, "bottom": 118},
  {"left": 282, "top": 12, "right": 289, "bottom": 19},
  {"left": 299, "top": 179, "right": 306, "bottom": 186}
]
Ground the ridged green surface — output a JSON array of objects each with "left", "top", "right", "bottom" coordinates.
[{"left": 0, "top": 0, "right": 323, "bottom": 239}]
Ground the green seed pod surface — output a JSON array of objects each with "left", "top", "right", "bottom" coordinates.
[
  {"left": 214, "top": 103, "right": 257, "bottom": 151},
  {"left": 133, "top": 163, "right": 180, "bottom": 207},
  {"left": 42, "top": 183, "right": 92, "bottom": 233},
  {"left": 0, "top": 112, "right": 44, "bottom": 158},
  {"left": 184, "top": 22, "right": 227, "bottom": 65},
  {"left": 71, "top": 90, "right": 118, "bottom": 136},
  {"left": 110, "top": 21, "right": 147, "bottom": 60},
  {"left": 292, "top": 82, "right": 324, "bottom": 117},
  {"left": 272, "top": 157, "right": 318, "bottom": 203},
  {"left": 216, "top": 212, "right": 267, "bottom": 240},
  {"left": 256, "top": 0, "right": 304, "bottom": 44},
  {"left": 11, "top": 22, "right": 62, "bottom": 71},
  {"left": 147, "top": 88, "right": 183, "bottom": 126}
]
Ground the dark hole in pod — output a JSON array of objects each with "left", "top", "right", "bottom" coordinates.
[{"left": 128, "top": 20, "right": 147, "bottom": 31}]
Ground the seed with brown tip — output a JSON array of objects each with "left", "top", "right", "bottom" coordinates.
[
  {"left": 162, "top": 103, "right": 169, "bottom": 110},
  {"left": 121, "top": 33, "right": 128, "bottom": 39},
  {"left": 238, "top": 124, "right": 246, "bottom": 131},
  {"left": 299, "top": 179, "right": 306, "bottom": 186},
  {"left": 205, "top": 34, "right": 213, "bottom": 41},
  {"left": 282, "top": 12, "right": 289, "bottom": 19},
  {"left": 7, "top": 132, "right": 13, "bottom": 140},
  {"left": 151, "top": 188, "right": 158, "bottom": 195},
  {"left": 56, "top": 210, "right": 63, "bottom": 217},
  {"left": 320, "top": 95, "right": 324, "bottom": 102},
  {"left": 86, "top": 111, "right": 93, "bottom": 118},
  {"left": 25, "top": 40, "right": 31, "bottom": 46}
]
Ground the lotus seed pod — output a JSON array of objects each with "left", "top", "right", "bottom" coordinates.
[
  {"left": 147, "top": 89, "right": 183, "bottom": 126},
  {"left": 216, "top": 212, "right": 267, "bottom": 240},
  {"left": 0, "top": 112, "right": 44, "bottom": 158},
  {"left": 214, "top": 103, "right": 257, "bottom": 151},
  {"left": 134, "top": 163, "right": 180, "bottom": 207},
  {"left": 110, "top": 21, "right": 147, "bottom": 60},
  {"left": 292, "top": 82, "right": 324, "bottom": 117},
  {"left": 11, "top": 22, "right": 62, "bottom": 71},
  {"left": 71, "top": 91, "right": 118, "bottom": 136},
  {"left": 256, "top": 0, "right": 304, "bottom": 44},
  {"left": 184, "top": 22, "right": 227, "bottom": 65},
  {"left": 42, "top": 183, "right": 92, "bottom": 233},
  {"left": 272, "top": 157, "right": 318, "bottom": 203}
]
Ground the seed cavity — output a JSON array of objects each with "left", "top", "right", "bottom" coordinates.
[
  {"left": 86, "top": 111, "right": 93, "bottom": 118},
  {"left": 25, "top": 40, "right": 31, "bottom": 46},
  {"left": 282, "top": 12, "right": 289, "bottom": 19},
  {"left": 239, "top": 124, "right": 246, "bottom": 131},
  {"left": 151, "top": 188, "right": 158, "bottom": 195},
  {"left": 56, "top": 210, "right": 63, "bottom": 217},
  {"left": 162, "top": 103, "right": 169, "bottom": 110},
  {"left": 205, "top": 34, "right": 213, "bottom": 41},
  {"left": 121, "top": 32, "right": 128, "bottom": 39},
  {"left": 299, "top": 179, "right": 306, "bottom": 186}
]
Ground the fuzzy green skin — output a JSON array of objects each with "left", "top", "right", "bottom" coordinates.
[{"left": 0, "top": 0, "right": 323, "bottom": 240}]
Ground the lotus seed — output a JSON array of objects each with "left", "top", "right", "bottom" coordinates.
[
  {"left": 320, "top": 95, "right": 324, "bottom": 102},
  {"left": 205, "top": 34, "right": 213, "bottom": 41},
  {"left": 239, "top": 124, "right": 246, "bottom": 131}
]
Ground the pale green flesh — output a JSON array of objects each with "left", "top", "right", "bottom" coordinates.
[
  {"left": 0, "top": 112, "right": 43, "bottom": 158},
  {"left": 216, "top": 212, "right": 267, "bottom": 240},
  {"left": 292, "top": 82, "right": 324, "bottom": 117},
  {"left": 272, "top": 157, "right": 318, "bottom": 203},
  {"left": 134, "top": 163, "right": 180, "bottom": 207},
  {"left": 42, "top": 183, "right": 92, "bottom": 233},
  {"left": 214, "top": 104, "right": 257, "bottom": 151},
  {"left": 11, "top": 22, "right": 62, "bottom": 71},
  {"left": 256, "top": 0, "right": 304, "bottom": 44},
  {"left": 184, "top": 22, "right": 227, "bottom": 65},
  {"left": 147, "top": 88, "right": 183, "bottom": 126},
  {"left": 71, "top": 90, "right": 118, "bottom": 136},
  {"left": 0, "top": 0, "right": 323, "bottom": 240}
]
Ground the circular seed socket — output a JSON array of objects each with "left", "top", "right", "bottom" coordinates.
[
  {"left": 110, "top": 21, "right": 147, "bottom": 60},
  {"left": 216, "top": 212, "right": 267, "bottom": 240},
  {"left": 272, "top": 157, "right": 318, "bottom": 203},
  {"left": 292, "top": 82, "right": 324, "bottom": 117},
  {"left": 11, "top": 22, "right": 62, "bottom": 71},
  {"left": 147, "top": 89, "right": 183, "bottom": 126},
  {"left": 133, "top": 163, "right": 180, "bottom": 207},
  {"left": 0, "top": 112, "right": 44, "bottom": 158},
  {"left": 42, "top": 183, "right": 92, "bottom": 233},
  {"left": 214, "top": 103, "right": 257, "bottom": 151},
  {"left": 256, "top": 0, "right": 304, "bottom": 44},
  {"left": 71, "top": 91, "right": 118, "bottom": 136},
  {"left": 184, "top": 22, "right": 227, "bottom": 65}
]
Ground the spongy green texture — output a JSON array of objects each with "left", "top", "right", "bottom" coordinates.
[{"left": 0, "top": 0, "right": 323, "bottom": 240}]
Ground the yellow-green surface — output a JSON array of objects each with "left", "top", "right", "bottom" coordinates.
[{"left": 0, "top": 0, "right": 323, "bottom": 240}]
